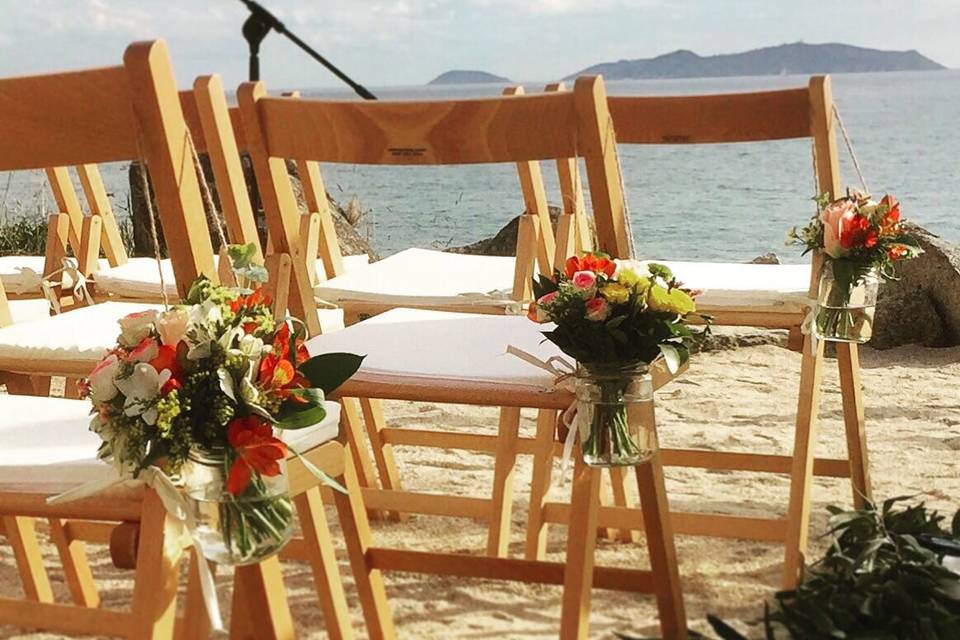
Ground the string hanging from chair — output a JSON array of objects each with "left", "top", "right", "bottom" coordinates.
[
  {"left": 132, "top": 128, "right": 233, "bottom": 310},
  {"left": 833, "top": 104, "right": 870, "bottom": 195}
]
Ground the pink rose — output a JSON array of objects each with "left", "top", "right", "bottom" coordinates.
[
  {"left": 585, "top": 297, "right": 610, "bottom": 322},
  {"left": 118, "top": 309, "right": 158, "bottom": 348},
  {"left": 157, "top": 308, "right": 189, "bottom": 347},
  {"left": 528, "top": 291, "right": 557, "bottom": 323},
  {"left": 87, "top": 354, "right": 120, "bottom": 403},
  {"left": 571, "top": 270, "right": 597, "bottom": 298},
  {"left": 820, "top": 199, "right": 857, "bottom": 259},
  {"left": 129, "top": 336, "right": 160, "bottom": 363}
]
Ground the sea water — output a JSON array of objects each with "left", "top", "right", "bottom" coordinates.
[{"left": 2, "top": 70, "right": 956, "bottom": 263}]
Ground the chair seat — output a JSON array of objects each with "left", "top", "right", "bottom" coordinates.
[
  {"left": 642, "top": 260, "right": 812, "bottom": 313},
  {"left": 94, "top": 255, "right": 372, "bottom": 300},
  {"left": 0, "top": 395, "right": 340, "bottom": 493},
  {"left": 0, "top": 255, "right": 109, "bottom": 295},
  {"left": 0, "top": 301, "right": 160, "bottom": 375},
  {"left": 7, "top": 299, "right": 51, "bottom": 324},
  {"left": 306, "top": 307, "right": 566, "bottom": 391},
  {"left": 314, "top": 248, "right": 518, "bottom": 309}
]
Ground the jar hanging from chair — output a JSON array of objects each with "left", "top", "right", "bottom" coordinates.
[
  {"left": 181, "top": 447, "right": 294, "bottom": 565},
  {"left": 575, "top": 362, "right": 656, "bottom": 467},
  {"left": 815, "top": 262, "right": 880, "bottom": 344}
]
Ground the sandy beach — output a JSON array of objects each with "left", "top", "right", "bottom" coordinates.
[{"left": 2, "top": 340, "right": 958, "bottom": 639}]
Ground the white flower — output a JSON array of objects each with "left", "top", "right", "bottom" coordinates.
[
  {"left": 117, "top": 310, "right": 158, "bottom": 348},
  {"left": 235, "top": 333, "right": 266, "bottom": 359},
  {"left": 87, "top": 354, "right": 120, "bottom": 403},
  {"left": 185, "top": 300, "right": 222, "bottom": 360},
  {"left": 115, "top": 362, "right": 171, "bottom": 426},
  {"left": 157, "top": 308, "right": 189, "bottom": 346}
]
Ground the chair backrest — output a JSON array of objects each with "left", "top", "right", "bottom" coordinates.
[
  {"left": 236, "top": 76, "right": 629, "bottom": 335},
  {"left": 581, "top": 76, "right": 841, "bottom": 296},
  {"left": 43, "top": 76, "right": 263, "bottom": 278},
  {"left": 0, "top": 39, "right": 216, "bottom": 308}
]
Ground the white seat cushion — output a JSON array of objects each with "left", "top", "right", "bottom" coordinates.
[
  {"left": 306, "top": 307, "right": 564, "bottom": 388},
  {"left": 642, "top": 260, "right": 812, "bottom": 312},
  {"left": 0, "top": 395, "right": 116, "bottom": 489},
  {"left": 1, "top": 255, "right": 109, "bottom": 295},
  {"left": 7, "top": 299, "right": 51, "bottom": 324},
  {"left": 0, "top": 396, "right": 341, "bottom": 492},
  {"left": 0, "top": 301, "right": 160, "bottom": 369},
  {"left": 95, "top": 254, "right": 372, "bottom": 300},
  {"left": 314, "top": 248, "right": 517, "bottom": 308}
]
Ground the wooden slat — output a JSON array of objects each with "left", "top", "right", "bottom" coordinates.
[
  {"left": 62, "top": 520, "right": 114, "bottom": 544},
  {"left": 76, "top": 164, "right": 129, "bottom": 265},
  {"left": 286, "top": 441, "right": 345, "bottom": 497},
  {"left": 541, "top": 502, "right": 789, "bottom": 542},
  {"left": 0, "top": 598, "right": 131, "bottom": 636},
  {"left": 660, "top": 449, "right": 850, "bottom": 477},
  {"left": 124, "top": 40, "right": 217, "bottom": 299},
  {"left": 607, "top": 87, "right": 811, "bottom": 144},
  {"left": 360, "top": 488, "right": 491, "bottom": 520},
  {"left": 0, "top": 66, "right": 138, "bottom": 170},
  {"left": 256, "top": 91, "right": 580, "bottom": 165},
  {"left": 366, "top": 548, "right": 655, "bottom": 593}
]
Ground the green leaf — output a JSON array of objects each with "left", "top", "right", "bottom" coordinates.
[
  {"left": 275, "top": 401, "right": 327, "bottom": 430},
  {"left": 299, "top": 352, "right": 365, "bottom": 395},
  {"left": 659, "top": 343, "right": 682, "bottom": 374}
]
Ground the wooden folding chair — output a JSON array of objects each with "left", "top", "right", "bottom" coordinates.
[
  {"left": 552, "top": 76, "right": 865, "bottom": 587},
  {"left": 238, "top": 74, "right": 687, "bottom": 637},
  {"left": 0, "top": 40, "right": 394, "bottom": 638}
]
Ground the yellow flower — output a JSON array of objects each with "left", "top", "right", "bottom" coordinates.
[
  {"left": 647, "top": 285, "right": 696, "bottom": 315},
  {"left": 601, "top": 283, "right": 630, "bottom": 305}
]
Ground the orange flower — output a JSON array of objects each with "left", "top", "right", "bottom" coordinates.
[
  {"left": 258, "top": 323, "right": 309, "bottom": 400},
  {"left": 564, "top": 254, "right": 616, "bottom": 279},
  {"left": 226, "top": 416, "right": 288, "bottom": 495},
  {"left": 840, "top": 215, "right": 878, "bottom": 250},
  {"left": 887, "top": 244, "right": 909, "bottom": 261},
  {"left": 879, "top": 194, "right": 901, "bottom": 236},
  {"left": 230, "top": 288, "right": 272, "bottom": 314}
]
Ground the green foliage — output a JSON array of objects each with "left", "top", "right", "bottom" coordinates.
[
  {"left": 227, "top": 242, "right": 269, "bottom": 287},
  {"left": 0, "top": 214, "right": 48, "bottom": 256},
  {"left": 616, "top": 498, "right": 960, "bottom": 640},
  {"left": 299, "top": 352, "right": 365, "bottom": 395},
  {"left": 768, "top": 497, "right": 960, "bottom": 639}
]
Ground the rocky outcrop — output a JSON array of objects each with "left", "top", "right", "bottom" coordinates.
[
  {"left": 872, "top": 225, "right": 960, "bottom": 348},
  {"left": 129, "top": 157, "right": 377, "bottom": 262},
  {"left": 447, "top": 206, "right": 563, "bottom": 256}
]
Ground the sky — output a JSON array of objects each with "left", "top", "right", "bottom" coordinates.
[{"left": 0, "top": 0, "right": 957, "bottom": 91}]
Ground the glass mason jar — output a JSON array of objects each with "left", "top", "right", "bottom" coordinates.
[
  {"left": 181, "top": 447, "right": 294, "bottom": 566},
  {"left": 575, "top": 362, "right": 656, "bottom": 467},
  {"left": 815, "top": 262, "right": 880, "bottom": 344}
]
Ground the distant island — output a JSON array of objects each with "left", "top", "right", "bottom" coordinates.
[
  {"left": 567, "top": 42, "right": 945, "bottom": 80},
  {"left": 428, "top": 70, "right": 511, "bottom": 85}
]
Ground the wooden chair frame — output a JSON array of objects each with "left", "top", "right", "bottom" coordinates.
[
  {"left": 238, "top": 74, "right": 686, "bottom": 637},
  {"left": 0, "top": 41, "right": 394, "bottom": 637},
  {"left": 558, "top": 76, "right": 868, "bottom": 587}
]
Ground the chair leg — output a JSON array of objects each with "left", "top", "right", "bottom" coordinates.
[
  {"left": 524, "top": 409, "right": 557, "bottom": 560},
  {"left": 486, "top": 406, "right": 521, "bottom": 557},
  {"left": 129, "top": 491, "right": 183, "bottom": 639},
  {"left": 606, "top": 467, "right": 639, "bottom": 543},
  {"left": 230, "top": 558, "right": 294, "bottom": 640},
  {"left": 62, "top": 378, "right": 82, "bottom": 399},
  {"left": 332, "top": 449, "right": 396, "bottom": 640},
  {"left": 358, "top": 397, "right": 406, "bottom": 522},
  {"left": 633, "top": 398, "right": 687, "bottom": 639},
  {"left": 339, "top": 398, "right": 388, "bottom": 521},
  {"left": 782, "top": 337, "right": 825, "bottom": 589},
  {"left": 836, "top": 343, "right": 872, "bottom": 509},
  {"left": 559, "top": 456, "right": 602, "bottom": 640},
  {"left": 2, "top": 516, "right": 53, "bottom": 603},
  {"left": 48, "top": 518, "right": 99, "bottom": 607},
  {"left": 294, "top": 487, "right": 355, "bottom": 640},
  {"left": 175, "top": 550, "right": 212, "bottom": 640}
]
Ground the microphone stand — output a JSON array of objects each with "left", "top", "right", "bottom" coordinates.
[{"left": 239, "top": 0, "right": 377, "bottom": 100}]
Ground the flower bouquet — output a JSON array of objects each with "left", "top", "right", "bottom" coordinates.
[
  {"left": 82, "top": 251, "right": 362, "bottom": 565},
  {"left": 528, "top": 254, "right": 699, "bottom": 466},
  {"left": 788, "top": 192, "right": 922, "bottom": 343}
]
